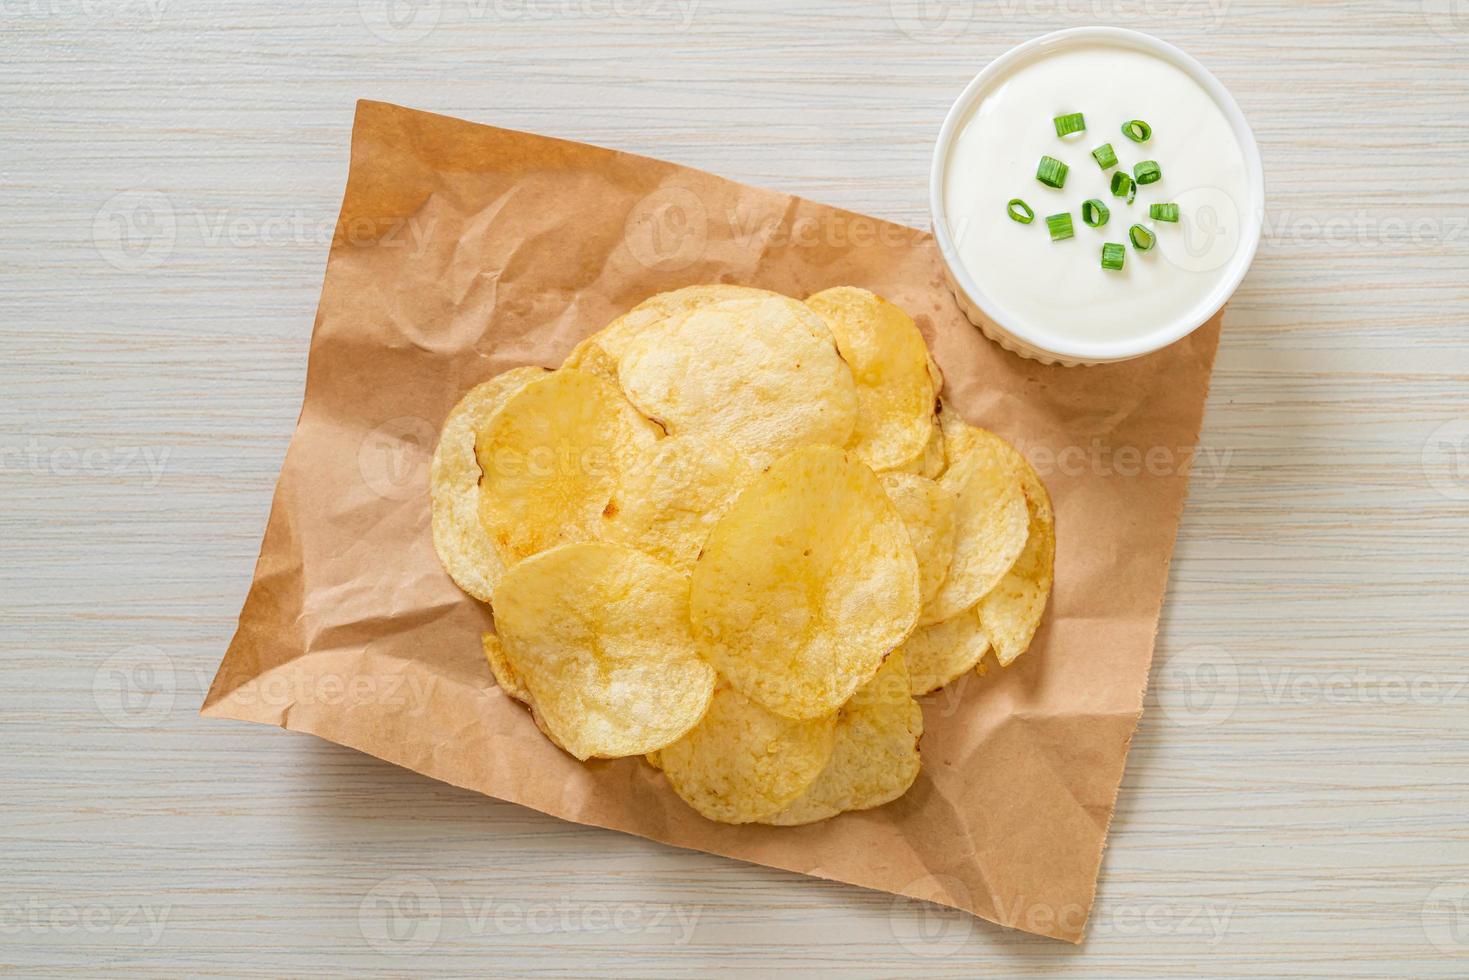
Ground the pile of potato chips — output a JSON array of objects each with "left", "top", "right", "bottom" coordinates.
[{"left": 431, "top": 285, "right": 1055, "bottom": 825}]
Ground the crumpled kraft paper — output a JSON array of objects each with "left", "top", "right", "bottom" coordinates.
[{"left": 202, "top": 100, "right": 1220, "bottom": 944}]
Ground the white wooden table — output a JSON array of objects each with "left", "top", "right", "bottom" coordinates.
[{"left": 4, "top": 2, "right": 1468, "bottom": 974}]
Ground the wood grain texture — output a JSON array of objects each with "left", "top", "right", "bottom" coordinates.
[{"left": 2, "top": 1, "right": 1467, "bottom": 974}]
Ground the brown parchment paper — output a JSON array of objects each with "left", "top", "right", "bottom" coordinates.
[{"left": 201, "top": 100, "right": 1219, "bottom": 944}]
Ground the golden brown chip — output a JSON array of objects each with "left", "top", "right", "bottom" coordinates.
[
  {"left": 691, "top": 445, "right": 920, "bottom": 719},
  {"left": 482, "top": 632, "right": 530, "bottom": 703},
  {"left": 563, "top": 285, "right": 779, "bottom": 381},
  {"left": 616, "top": 297, "right": 858, "bottom": 468},
  {"left": 760, "top": 652, "right": 924, "bottom": 825},
  {"left": 926, "top": 354, "right": 945, "bottom": 395},
  {"left": 883, "top": 416, "right": 945, "bottom": 479},
  {"left": 475, "top": 369, "right": 659, "bottom": 568},
  {"left": 659, "top": 684, "right": 837, "bottom": 824},
  {"left": 919, "top": 412, "right": 1029, "bottom": 625},
  {"left": 430, "top": 366, "right": 549, "bottom": 601},
  {"left": 897, "top": 607, "right": 992, "bottom": 695},
  {"left": 491, "top": 542, "right": 715, "bottom": 760},
  {"left": 602, "top": 434, "right": 754, "bottom": 571},
  {"left": 880, "top": 471, "right": 958, "bottom": 608},
  {"left": 805, "top": 287, "right": 938, "bottom": 471},
  {"left": 979, "top": 451, "right": 1055, "bottom": 666}
]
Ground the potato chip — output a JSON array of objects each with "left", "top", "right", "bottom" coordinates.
[
  {"left": 659, "top": 683, "right": 837, "bottom": 824},
  {"left": 898, "top": 607, "right": 991, "bottom": 695},
  {"left": 691, "top": 445, "right": 920, "bottom": 719},
  {"left": 602, "top": 434, "right": 753, "bottom": 571},
  {"left": 529, "top": 704, "right": 570, "bottom": 753},
  {"left": 926, "top": 354, "right": 945, "bottom": 395},
  {"left": 430, "top": 366, "right": 549, "bottom": 601},
  {"left": 475, "top": 369, "right": 659, "bottom": 568},
  {"left": 884, "top": 418, "right": 945, "bottom": 479},
  {"left": 564, "top": 284, "right": 778, "bottom": 381},
  {"left": 481, "top": 632, "right": 530, "bottom": 703},
  {"left": 491, "top": 542, "right": 715, "bottom": 760},
  {"left": 919, "top": 413, "right": 1029, "bottom": 625},
  {"left": 616, "top": 298, "right": 858, "bottom": 468},
  {"left": 760, "top": 652, "right": 923, "bottom": 825},
  {"left": 805, "top": 287, "right": 937, "bottom": 471},
  {"left": 483, "top": 633, "right": 573, "bottom": 752},
  {"left": 979, "top": 450, "right": 1055, "bottom": 666},
  {"left": 879, "top": 471, "right": 957, "bottom": 608}
]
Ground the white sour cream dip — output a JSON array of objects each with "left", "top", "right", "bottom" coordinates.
[{"left": 942, "top": 41, "right": 1250, "bottom": 344}]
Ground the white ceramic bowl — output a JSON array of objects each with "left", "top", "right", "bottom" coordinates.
[{"left": 929, "top": 27, "right": 1265, "bottom": 366}]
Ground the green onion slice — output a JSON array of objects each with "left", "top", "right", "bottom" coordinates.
[
  {"left": 1134, "top": 160, "right": 1162, "bottom": 185},
  {"left": 1045, "top": 212, "right": 1074, "bottom": 241},
  {"left": 1129, "top": 224, "right": 1156, "bottom": 251},
  {"left": 1091, "top": 143, "right": 1117, "bottom": 169},
  {"left": 1036, "top": 155, "right": 1069, "bottom": 188},
  {"left": 1101, "top": 242, "right": 1126, "bottom": 270},
  {"left": 1123, "top": 119, "right": 1152, "bottom": 142},
  {"left": 1007, "top": 198, "right": 1035, "bottom": 224},
  {"left": 1110, "top": 171, "right": 1133, "bottom": 199},
  {"left": 1053, "top": 112, "right": 1086, "bottom": 137},
  {"left": 1149, "top": 202, "right": 1180, "bottom": 222},
  {"left": 1081, "top": 199, "right": 1110, "bottom": 227}
]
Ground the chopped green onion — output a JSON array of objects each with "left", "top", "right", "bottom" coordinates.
[
  {"left": 1149, "top": 202, "right": 1180, "bottom": 222},
  {"left": 1134, "top": 160, "right": 1162, "bottom": 185},
  {"left": 1122, "top": 119, "right": 1152, "bottom": 142},
  {"left": 1053, "top": 112, "right": 1086, "bottom": 137},
  {"left": 1082, "top": 199, "right": 1110, "bottom": 227},
  {"left": 1091, "top": 143, "right": 1117, "bottom": 169},
  {"left": 1101, "top": 242, "right": 1126, "bottom": 271},
  {"left": 1036, "top": 155, "right": 1069, "bottom": 188},
  {"left": 1045, "top": 212, "right": 1074, "bottom": 241},
  {"left": 1129, "top": 224, "right": 1156, "bottom": 251},
  {"left": 1007, "top": 198, "right": 1035, "bottom": 224},
  {"left": 1110, "top": 171, "right": 1133, "bottom": 199}
]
